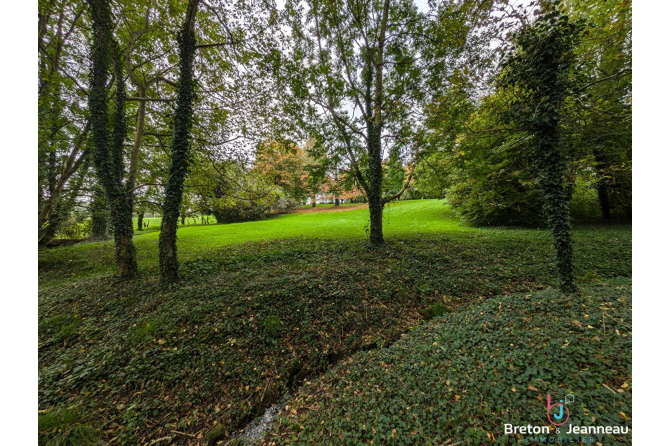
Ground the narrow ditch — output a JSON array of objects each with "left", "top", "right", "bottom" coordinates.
[{"left": 204, "top": 329, "right": 410, "bottom": 445}]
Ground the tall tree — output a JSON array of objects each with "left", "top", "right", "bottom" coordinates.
[
  {"left": 278, "top": 0, "right": 423, "bottom": 245},
  {"left": 497, "top": 2, "right": 585, "bottom": 291},
  {"left": 159, "top": 0, "right": 200, "bottom": 282},
  {"left": 278, "top": 0, "right": 496, "bottom": 245},
  {"left": 87, "top": 0, "right": 138, "bottom": 277},
  {"left": 38, "top": 0, "right": 91, "bottom": 239}
]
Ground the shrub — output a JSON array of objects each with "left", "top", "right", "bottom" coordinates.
[{"left": 212, "top": 201, "right": 269, "bottom": 223}]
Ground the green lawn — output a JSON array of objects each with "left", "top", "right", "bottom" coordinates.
[
  {"left": 40, "top": 200, "right": 467, "bottom": 290},
  {"left": 38, "top": 199, "right": 632, "bottom": 445}
]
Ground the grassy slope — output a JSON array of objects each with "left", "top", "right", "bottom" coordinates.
[
  {"left": 39, "top": 201, "right": 465, "bottom": 290},
  {"left": 38, "top": 200, "right": 631, "bottom": 445},
  {"left": 264, "top": 279, "right": 632, "bottom": 446}
]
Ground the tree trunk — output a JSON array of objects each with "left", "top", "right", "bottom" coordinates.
[
  {"left": 39, "top": 203, "right": 65, "bottom": 246},
  {"left": 334, "top": 198, "right": 340, "bottom": 207},
  {"left": 311, "top": 195, "right": 316, "bottom": 207},
  {"left": 159, "top": 0, "right": 200, "bottom": 283},
  {"left": 38, "top": 123, "right": 90, "bottom": 236},
  {"left": 367, "top": 126, "right": 384, "bottom": 246},
  {"left": 137, "top": 212, "right": 144, "bottom": 231},
  {"left": 366, "top": 0, "right": 389, "bottom": 247},
  {"left": 128, "top": 86, "right": 146, "bottom": 193},
  {"left": 90, "top": 187, "right": 109, "bottom": 239},
  {"left": 593, "top": 149, "right": 611, "bottom": 220},
  {"left": 536, "top": 127, "right": 575, "bottom": 292},
  {"left": 87, "top": 0, "right": 137, "bottom": 278}
]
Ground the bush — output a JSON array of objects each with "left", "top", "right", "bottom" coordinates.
[
  {"left": 447, "top": 173, "right": 545, "bottom": 227},
  {"left": 212, "top": 201, "right": 269, "bottom": 223},
  {"left": 55, "top": 215, "right": 92, "bottom": 240}
]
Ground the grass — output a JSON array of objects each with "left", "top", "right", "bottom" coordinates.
[
  {"left": 38, "top": 406, "right": 99, "bottom": 446},
  {"left": 299, "top": 203, "right": 361, "bottom": 209},
  {"left": 39, "top": 200, "right": 465, "bottom": 290},
  {"left": 38, "top": 199, "right": 631, "bottom": 445},
  {"left": 264, "top": 279, "right": 632, "bottom": 445}
]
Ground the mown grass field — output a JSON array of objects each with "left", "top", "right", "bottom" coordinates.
[
  {"left": 40, "top": 200, "right": 469, "bottom": 290},
  {"left": 38, "top": 200, "right": 632, "bottom": 445}
]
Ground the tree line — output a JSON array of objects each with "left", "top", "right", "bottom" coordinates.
[{"left": 38, "top": 0, "right": 631, "bottom": 290}]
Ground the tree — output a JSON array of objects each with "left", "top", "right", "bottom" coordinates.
[
  {"left": 278, "top": 0, "right": 432, "bottom": 245},
  {"left": 277, "top": 0, "right": 499, "bottom": 245},
  {"left": 497, "top": 1, "right": 585, "bottom": 291},
  {"left": 87, "top": 0, "right": 138, "bottom": 278},
  {"left": 564, "top": 0, "right": 631, "bottom": 220},
  {"left": 159, "top": 0, "right": 200, "bottom": 283},
  {"left": 38, "top": 0, "right": 92, "bottom": 240}
]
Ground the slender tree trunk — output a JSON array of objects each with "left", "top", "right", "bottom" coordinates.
[
  {"left": 38, "top": 123, "right": 91, "bottom": 234},
  {"left": 367, "top": 126, "right": 384, "bottom": 246},
  {"left": 128, "top": 85, "right": 146, "bottom": 192},
  {"left": 311, "top": 195, "right": 316, "bottom": 207},
  {"left": 88, "top": 0, "right": 137, "bottom": 278},
  {"left": 366, "top": 0, "right": 389, "bottom": 247},
  {"left": 137, "top": 212, "right": 144, "bottom": 231},
  {"left": 593, "top": 148, "right": 611, "bottom": 220},
  {"left": 334, "top": 198, "right": 340, "bottom": 207},
  {"left": 159, "top": 0, "right": 200, "bottom": 283}
]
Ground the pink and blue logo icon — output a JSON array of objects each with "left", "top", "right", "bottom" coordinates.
[{"left": 546, "top": 393, "right": 570, "bottom": 426}]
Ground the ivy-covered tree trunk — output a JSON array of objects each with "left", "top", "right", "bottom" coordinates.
[
  {"left": 367, "top": 125, "right": 385, "bottom": 246},
  {"left": 90, "top": 187, "right": 110, "bottom": 239},
  {"left": 159, "top": 0, "right": 200, "bottom": 283},
  {"left": 137, "top": 212, "right": 144, "bottom": 231},
  {"left": 535, "top": 127, "right": 576, "bottom": 292},
  {"left": 366, "top": 0, "right": 389, "bottom": 247},
  {"left": 39, "top": 203, "right": 66, "bottom": 246},
  {"left": 87, "top": 0, "right": 137, "bottom": 278},
  {"left": 498, "top": 4, "right": 583, "bottom": 292},
  {"left": 593, "top": 149, "right": 612, "bottom": 219}
]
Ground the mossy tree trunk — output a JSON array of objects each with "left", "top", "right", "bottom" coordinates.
[
  {"left": 159, "top": 0, "right": 200, "bottom": 283},
  {"left": 137, "top": 212, "right": 144, "bottom": 231},
  {"left": 593, "top": 148, "right": 612, "bottom": 220},
  {"left": 87, "top": 0, "right": 137, "bottom": 278},
  {"left": 90, "top": 187, "right": 110, "bottom": 239}
]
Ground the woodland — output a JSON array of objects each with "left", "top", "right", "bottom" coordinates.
[{"left": 38, "top": 0, "right": 632, "bottom": 444}]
